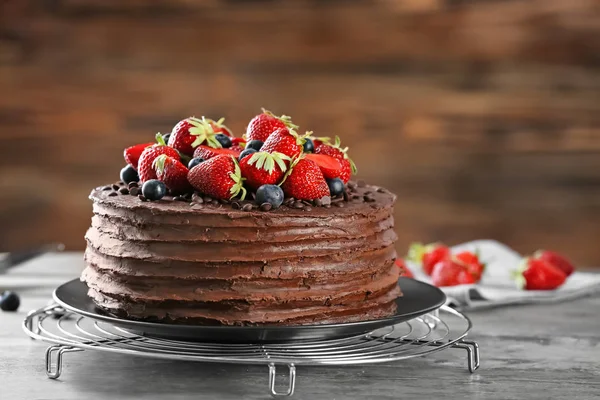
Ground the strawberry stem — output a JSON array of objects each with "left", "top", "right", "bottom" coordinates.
[
  {"left": 229, "top": 156, "right": 247, "bottom": 200},
  {"left": 155, "top": 132, "right": 167, "bottom": 146}
]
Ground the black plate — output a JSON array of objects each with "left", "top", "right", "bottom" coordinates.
[{"left": 53, "top": 278, "right": 446, "bottom": 343}]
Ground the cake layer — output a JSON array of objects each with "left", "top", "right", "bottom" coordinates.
[{"left": 82, "top": 181, "right": 401, "bottom": 325}]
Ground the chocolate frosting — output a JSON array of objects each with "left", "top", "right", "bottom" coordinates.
[{"left": 82, "top": 181, "right": 401, "bottom": 325}]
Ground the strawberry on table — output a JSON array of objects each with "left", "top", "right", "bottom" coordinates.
[
  {"left": 246, "top": 109, "right": 298, "bottom": 142},
  {"left": 137, "top": 133, "right": 180, "bottom": 182},
  {"left": 261, "top": 128, "right": 308, "bottom": 159},
  {"left": 431, "top": 258, "right": 476, "bottom": 287},
  {"left": 153, "top": 154, "right": 191, "bottom": 194},
  {"left": 281, "top": 157, "right": 330, "bottom": 200},
  {"left": 532, "top": 250, "right": 575, "bottom": 277},
  {"left": 407, "top": 242, "right": 451, "bottom": 276},
  {"left": 455, "top": 250, "right": 485, "bottom": 281},
  {"left": 169, "top": 116, "right": 224, "bottom": 156},
  {"left": 513, "top": 257, "right": 567, "bottom": 290},
  {"left": 194, "top": 145, "right": 242, "bottom": 160},
  {"left": 124, "top": 142, "right": 154, "bottom": 170},
  {"left": 314, "top": 136, "right": 357, "bottom": 183},
  {"left": 187, "top": 155, "right": 247, "bottom": 200},
  {"left": 239, "top": 151, "right": 291, "bottom": 190}
]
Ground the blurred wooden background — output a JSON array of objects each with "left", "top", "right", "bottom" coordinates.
[{"left": 1, "top": 0, "right": 600, "bottom": 266}]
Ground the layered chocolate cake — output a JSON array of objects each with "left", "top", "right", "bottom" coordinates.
[{"left": 82, "top": 110, "right": 401, "bottom": 325}]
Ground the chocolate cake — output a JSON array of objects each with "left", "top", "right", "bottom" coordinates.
[{"left": 82, "top": 110, "right": 402, "bottom": 325}]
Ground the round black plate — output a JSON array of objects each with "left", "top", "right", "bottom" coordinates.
[{"left": 53, "top": 278, "right": 446, "bottom": 343}]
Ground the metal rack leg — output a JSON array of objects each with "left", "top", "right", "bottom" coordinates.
[
  {"left": 268, "top": 363, "right": 296, "bottom": 397},
  {"left": 45, "top": 345, "right": 83, "bottom": 379},
  {"left": 452, "top": 339, "right": 480, "bottom": 373}
]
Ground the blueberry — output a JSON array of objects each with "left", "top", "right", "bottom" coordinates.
[
  {"left": 142, "top": 179, "right": 167, "bottom": 201},
  {"left": 239, "top": 148, "right": 257, "bottom": 161},
  {"left": 245, "top": 140, "right": 264, "bottom": 151},
  {"left": 215, "top": 134, "right": 232, "bottom": 148},
  {"left": 162, "top": 133, "right": 171, "bottom": 144},
  {"left": 256, "top": 184, "right": 284, "bottom": 209},
  {"left": 303, "top": 139, "right": 315, "bottom": 153},
  {"left": 120, "top": 165, "right": 139, "bottom": 184},
  {"left": 326, "top": 178, "right": 345, "bottom": 196},
  {"left": 188, "top": 157, "right": 205, "bottom": 169},
  {"left": 0, "top": 291, "right": 20, "bottom": 312}
]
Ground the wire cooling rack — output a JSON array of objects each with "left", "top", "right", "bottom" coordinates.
[{"left": 23, "top": 304, "right": 479, "bottom": 397}]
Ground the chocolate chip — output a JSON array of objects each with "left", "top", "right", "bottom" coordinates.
[
  {"left": 303, "top": 206, "right": 312, "bottom": 211},
  {"left": 203, "top": 196, "right": 213, "bottom": 203},
  {"left": 364, "top": 195, "right": 376, "bottom": 202},
  {"left": 357, "top": 180, "right": 366, "bottom": 188},
  {"left": 347, "top": 181, "right": 357, "bottom": 189},
  {"left": 108, "top": 192, "right": 118, "bottom": 197},
  {"left": 219, "top": 198, "right": 229, "bottom": 204},
  {"left": 232, "top": 202, "right": 241, "bottom": 210},
  {"left": 138, "top": 195, "right": 147, "bottom": 201},
  {"left": 112, "top": 184, "right": 120, "bottom": 191},
  {"left": 377, "top": 187, "right": 387, "bottom": 193},
  {"left": 128, "top": 182, "right": 138, "bottom": 189},
  {"left": 314, "top": 198, "right": 322, "bottom": 207},
  {"left": 211, "top": 200, "right": 220, "bottom": 206},
  {"left": 242, "top": 204, "right": 253, "bottom": 211},
  {"left": 319, "top": 196, "right": 331, "bottom": 206},
  {"left": 189, "top": 202, "right": 195, "bottom": 206},
  {"left": 102, "top": 186, "right": 112, "bottom": 191},
  {"left": 293, "top": 201, "right": 304, "bottom": 209},
  {"left": 302, "top": 200, "right": 312, "bottom": 206},
  {"left": 324, "top": 204, "right": 331, "bottom": 208},
  {"left": 343, "top": 191, "right": 350, "bottom": 201},
  {"left": 260, "top": 202, "right": 272, "bottom": 211},
  {"left": 130, "top": 187, "right": 140, "bottom": 196},
  {"left": 363, "top": 191, "right": 372, "bottom": 196},
  {"left": 334, "top": 202, "right": 345, "bottom": 208},
  {"left": 118, "top": 188, "right": 128, "bottom": 195},
  {"left": 352, "top": 194, "right": 361, "bottom": 200}
]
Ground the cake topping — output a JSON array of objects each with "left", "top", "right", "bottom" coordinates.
[
  {"left": 255, "top": 184, "right": 284, "bottom": 209},
  {"left": 120, "top": 165, "right": 139, "bottom": 185},
  {"left": 245, "top": 108, "right": 298, "bottom": 142},
  {"left": 194, "top": 144, "right": 242, "bottom": 160},
  {"left": 188, "top": 154, "right": 247, "bottom": 200},
  {"left": 313, "top": 136, "right": 357, "bottom": 183},
  {"left": 187, "top": 156, "right": 205, "bottom": 170},
  {"left": 326, "top": 177, "right": 345, "bottom": 197},
  {"left": 260, "top": 127, "right": 308, "bottom": 159},
  {"left": 281, "top": 157, "right": 330, "bottom": 200},
  {"left": 141, "top": 179, "right": 167, "bottom": 201},
  {"left": 137, "top": 133, "right": 180, "bottom": 182},
  {"left": 245, "top": 140, "right": 264, "bottom": 151},
  {"left": 153, "top": 154, "right": 192, "bottom": 194},
  {"left": 123, "top": 142, "right": 153, "bottom": 171},
  {"left": 239, "top": 151, "right": 290, "bottom": 190}
]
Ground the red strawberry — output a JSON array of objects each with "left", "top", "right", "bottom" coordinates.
[
  {"left": 239, "top": 151, "right": 291, "bottom": 190},
  {"left": 455, "top": 251, "right": 485, "bottom": 281},
  {"left": 431, "top": 258, "right": 476, "bottom": 287},
  {"left": 187, "top": 155, "right": 247, "bottom": 200},
  {"left": 169, "top": 116, "right": 223, "bottom": 156},
  {"left": 153, "top": 154, "right": 191, "bottom": 194},
  {"left": 407, "top": 242, "right": 451, "bottom": 276},
  {"left": 231, "top": 137, "right": 246, "bottom": 150},
  {"left": 261, "top": 128, "right": 307, "bottom": 159},
  {"left": 281, "top": 157, "right": 329, "bottom": 200},
  {"left": 395, "top": 259, "right": 414, "bottom": 279},
  {"left": 138, "top": 134, "right": 180, "bottom": 182},
  {"left": 314, "top": 136, "right": 357, "bottom": 183},
  {"left": 532, "top": 250, "right": 575, "bottom": 276},
  {"left": 209, "top": 117, "right": 233, "bottom": 137},
  {"left": 194, "top": 145, "right": 241, "bottom": 160},
  {"left": 124, "top": 142, "right": 154, "bottom": 170},
  {"left": 246, "top": 109, "right": 298, "bottom": 142},
  {"left": 305, "top": 153, "right": 343, "bottom": 180},
  {"left": 513, "top": 258, "right": 566, "bottom": 290}
]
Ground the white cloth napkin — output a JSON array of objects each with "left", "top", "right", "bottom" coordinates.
[{"left": 405, "top": 239, "right": 600, "bottom": 310}]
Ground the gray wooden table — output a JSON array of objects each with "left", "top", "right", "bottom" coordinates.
[{"left": 2, "top": 253, "right": 599, "bottom": 400}]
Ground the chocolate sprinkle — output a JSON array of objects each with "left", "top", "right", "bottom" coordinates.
[
  {"left": 343, "top": 191, "right": 350, "bottom": 201},
  {"left": 347, "top": 181, "right": 357, "bottom": 189},
  {"left": 130, "top": 187, "right": 140, "bottom": 196},
  {"left": 352, "top": 194, "right": 361, "bottom": 200},
  {"left": 138, "top": 195, "right": 147, "bottom": 201},
  {"left": 302, "top": 200, "right": 312, "bottom": 206},
  {"left": 334, "top": 202, "right": 345, "bottom": 208},
  {"left": 219, "top": 198, "right": 229, "bottom": 204},
  {"left": 119, "top": 188, "right": 129, "bottom": 195},
  {"left": 203, "top": 196, "right": 213, "bottom": 203},
  {"left": 357, "top": 180, "right": 366, "bottom": 188},
  {"left": 108, "top": 192, "right": 118, "bottom": 197},
  {"left": 377, "top": 187, "right": 387, "bottom": 193},
  {"left": 293, "top": 201, "right": 304, "bottom": 209},
  {"left": 324, "top": 204, "right": 331, "bottom": 209},
  {"left": 314, "top": 198, "right": 322, "bottom": 207},
  {"left": 319, "top": 196, "right": 331, "bottom": 206},
  {"left": 211, "top": 200, "right": 220, "bottom": 206},
  {"left": 102, "top": 186, "right": 112, "bottom": 191},
  {"left": 242, "top": 204, "right": 253, "bottom": 211},
  {"left": 112, "top": 184, "right": 120, "bottom": 191},
  {"left": 364, "top": 195, "right": 376, "bottom": 202},
  {"left": 128, "top": 182, "right": 138, "bottom": 189},
  {"left": 260, "top": 202, "right": 273, "bottom": 211},
  {"left": 232, "top": 202, "right": 241, "bottom": 210},
  {"left": 304, "top": 206, "right": 312, "bottom": 211}
]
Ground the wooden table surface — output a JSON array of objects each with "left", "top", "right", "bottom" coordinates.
[{"left": 1, "top": 253, "right": 599, "bottom": 400}]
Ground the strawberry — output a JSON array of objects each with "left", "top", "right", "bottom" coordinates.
[
  {"left": 153, "top": 154, "right": 191, "bottom": 194},
  {"left": 124, "top": 142, "right": 154, "bottom": 170},
  {"left": 246, "top": 109, "right": 298, "bottom": 142},
  {"left": 305, "top": 153, "right": 344, "bottom": 180},
  {"left": 239, "top": 151, "right": 291, "bottom": 190},
  {"left": 281, "top": 157, "right": 329, "bottom": 200},
  {"left": 187, "top": 155, "right": 247, "bottom": 200},
  {"left": 314, "top": 136, "right": 357, "bottom": 183},
  {"left": 169, "top": 116, "right": 223, "bottom": 156},
  {"left": 209, "top": 117, "right": 233, "bottom": 137},
  {"left": 513, "top": 258, "right": 566, "bottom": 290},
  {"left": 137, "top": 134, "right": 180, "bottom": 182},
  {"left": 455, "top": 250, "right": 485, "bottom": 281},
  {"left": 407, "top": 242, "right": 451, "bottom": 276},
  {"left": 231, "top": 137, "right": 246, "bottom": 150},
  {"left": 431, "top": 258, "right": 476, "bottom": 287},
  {"left": 261, "top": 128, "right": 307, "bottom": 159},
  {"left": 532, "top": 250, "right": 575, "bottom": 277},
  {"left": 194, "top": 145, "right": 241, "bottom": 160},
  {"left": 395, "top": 259, "right": 414, "bottom": 279}
]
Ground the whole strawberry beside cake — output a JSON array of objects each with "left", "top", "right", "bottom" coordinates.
[{"left": 82, "top": 109, "right": 401, "bottom": 325}]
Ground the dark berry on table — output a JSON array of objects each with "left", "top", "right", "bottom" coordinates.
[
  {"left": 120, "top": 165, "right": 139, "bottom": 184},
  {"left": 141, "top": 179, "right": 167, "bottom": 201},
  {"left": 188, "top": 157, "right": 205, "bottom": 169},
  {"left": 215, "top": 134, "right": 232, "bottom": 148},
  {"left": 162, "top": 133, "right": 171, "bottom": 143},
  {"left": 245, "top": 140, "right": 264, "bottom": 151},
  {"left": 239, "top": 148, "right": 257, "bottom": 161},
  {"left": 256, "top": 184, "right": 284, "bottom": 209},
  {"left": 0, "top": 291, "right": 20, "bottom": 312},
  {"left": 326, "top": 178, "right": 345, "bottom": 196},
  {"left": 303, "top": 138, "right": 315, "bottom": 153}
]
